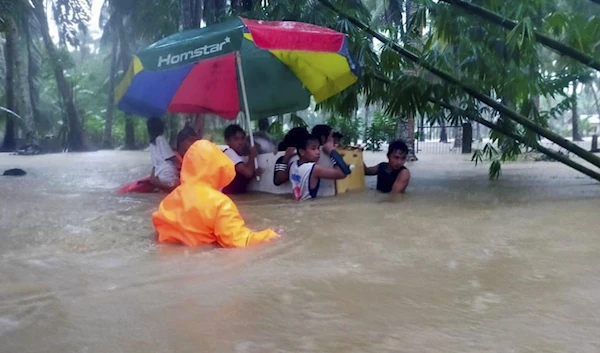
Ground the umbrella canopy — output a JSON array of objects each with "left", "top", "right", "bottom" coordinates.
[{"left": 115, "top": 17, "right": 359, "bottom": 120}]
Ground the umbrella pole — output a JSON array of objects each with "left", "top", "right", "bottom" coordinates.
[{"left": 235, "top": 51, "right": 260, "bottom": 181}]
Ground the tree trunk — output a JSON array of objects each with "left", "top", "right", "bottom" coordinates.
[
  {"left": 116, "top": 15, "right": 135, "bottom": 148},
  {"left": 124, "top": 115, "right": 136, "bottom": 149},
  {"left": 0, "top": 35, "right": 4, "bottom": 82},
  {"left": 193, "top": 0, "right": 204, "bottom": 27},
  {"left": 103, "top": 34, "right": 118, "bottom": 149},
  {"left": 588, "top": 81, "right": 600, "bottom": 119},
  {"left": 204, "top": 0, "right": 226, "bottom": 24},
  {"left": 180, "top": 0, "right": 193, "bottom": 30},
  {"left": 14, "top": 29, "right": 34, "bottom": 139},
  {"left": 453, "top": 122, "right": 462, "bottom": 149},
  {"left": 22, "top": 15, "right": 42, "bottom": 133},
  {"left": 363, "top": 103, "right": 370, "bottom": 139},
  {"left": 1, "top": 20, "right": 17, "bottom": 152},
  {"left": 439, "top": 120, "right": 448, "bottom": 142},
  {"left": 33, "top": 0, "right": 87, "bottom": 151},
  {"left": 397, "top": 115, "right": 417, "bottom": 161},
  {"left": 192, "top": 114, "right": 204, "bottom": 138},
  {"left": 22, "top": 16, "right": 46, "bottom": 133},
  {"left": 572, "top": 81, "right": 583, "bottom": 141},
  {"left": 232, "top": 0, "right": 252, "bottom": 12}
]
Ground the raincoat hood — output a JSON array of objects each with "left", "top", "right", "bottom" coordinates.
[
  {"left": 152, "top": 138, "right": 278, "bottom": 248},
  {"left": 180, "top": 140, "right": 235, "bottom": 190}
]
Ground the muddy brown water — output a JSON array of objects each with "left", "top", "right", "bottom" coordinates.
[{"left": 1, "top": 150, "right": 599, "bottom": 353}]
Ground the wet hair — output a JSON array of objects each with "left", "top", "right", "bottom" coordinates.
[
  {"left": 297, "top": 134, "right": 320, "bottom": 152},
  {"left": 176, "top": 126, "right": 199, "bottom": 150},
  {"left": 258, "top": 117, "right": 270, "bottom": 132},
  {"left": 147, "top": 117, "right": 165, "bottom": 144},
  {"left": 387, "top": 140, "right": 409, "bottom": 156},
  {"left": 224, "top": 124, "right": 245, "bottom": 140},
  {"left": 278, "top": 127, "right": 310, "bottom": 151},
  {"left": 311, "top": 124, "right": 333, "bottom": 143}
]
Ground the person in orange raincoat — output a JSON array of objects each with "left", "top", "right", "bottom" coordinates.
[{"left": 152, "top": 139, "right": 280, "bottom": 248}]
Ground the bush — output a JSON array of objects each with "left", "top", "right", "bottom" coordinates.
[
  {"left": 326, "top": 115, "right": 363, "bottom": 145},
  {"left": 365, "top": 111, "right": 397, "bottom": 151}
]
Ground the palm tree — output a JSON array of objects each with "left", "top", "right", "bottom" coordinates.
[
  {"left": 1, "top": 16, "right": 18, "bottom": 151},
  {"left": 100, "top": 0, "right": 181, "bottom": 149},
  {"left": 1, "top": 0, "right": 37, "bottom": 150},
  {"left": 31, "top": 0, "right": 89, "bottom": 151}
]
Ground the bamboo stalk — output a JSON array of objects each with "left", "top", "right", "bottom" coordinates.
[
  {"left": 370, "top": 74, "right": 600, "bottom": 181},
  {"left": 436, "top": 101, "right": 600, "bottom": 182},
  {"left": 317, "top": 0, "right": 600, "bottom": 171},
  {"left": 439, "top": 0, "right": 600, "bottom": 72},
  {"left": 370, "top": 74, "right": 600, "bottom": 180}
]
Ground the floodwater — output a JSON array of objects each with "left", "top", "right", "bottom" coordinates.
[{"left": 1, "top": 149, "right": 600, "bottom": 353}]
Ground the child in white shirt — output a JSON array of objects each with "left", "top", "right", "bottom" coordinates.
[
  {"left": 147, "top": 117, "right": 180, "bottom": 192},
  {"left": 289, "top": 133, "right": 349, "bottom": 201}
]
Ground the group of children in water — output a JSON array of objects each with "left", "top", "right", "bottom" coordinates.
[
  {"left": 145, "top": 116, "right": 412, "bottom": 248},
  {"left": 146, "top": 117, "right": 411, "bottom": 199}
]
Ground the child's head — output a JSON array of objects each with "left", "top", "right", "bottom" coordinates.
[
  {"left": 224, "top": 124, "right": 246, "bottom": 155},
  {"left": 258, "top": 117, "right": 270, "bottom": 132},
  {"left": 311, "top": 124, "right": 333, "bottom": 145},
  {"left": 387, "top": 140, "right": 409, "bottom": 170},
  {"left": 278, "top": 127, "right": 310, "bottom": 151},
  {"left": 177, "top": 126, "right": 199, "bottom": 157},
  {"left": 332, "top": 132, "right": 343, "bottom": 146},
  {"left": 297, "top": 134, "right": 321, "bottom": 162},
  {"left": 147, "top": 117, "right": 165, "bottom": 144}
]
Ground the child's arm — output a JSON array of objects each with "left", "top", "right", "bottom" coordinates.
[
  {"left": 213, "top": 195, "right": 280, "bottom": 247},
  {"left": 364, "top": 163, "right": 379, "bottom": 175},
  {"left": 274, "top": 147, "right": 296, "bottom": 185},
  {"left": 316, "top": 135, "right": 351, "bottom": 181},
  {"left": 391, "top": 169, "right": 411, "bottom": 193},
  {"left": 312, "top": 164, "right": 347, "bottom": 180},
  {"left": 167, "top": 155, "right": 182, "bottom": 170},
  {"left": 149, "top": 167, "right": 179, "bottom": 192},
  {"left": 235, "top": 146, "right": 258, "bottom": 178}
]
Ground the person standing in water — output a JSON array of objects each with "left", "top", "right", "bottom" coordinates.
[
  {"left": 175, "top": 126, "right": 200, "bottom": 160},
  {"left": 273, "top": 127, "right": 311, "bottom": 186},
  {"left": 364, "top": 140, "right": 411, "bottom": 193},
  {"left": 152, "top": 140, "right": 280, "bottom": 248},
  {"left": 222, "top": 124, "right": 261, "bottom": 195},
  {"left": 289, "top": 134, "right": 349, "bottom": 201},
  {"left": 147, "top": 117, "right": 180, "bottom": 192}
]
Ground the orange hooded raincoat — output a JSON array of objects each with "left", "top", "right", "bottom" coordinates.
[{"left": 152, "top": 140, "right": 278, "bottom": 247}]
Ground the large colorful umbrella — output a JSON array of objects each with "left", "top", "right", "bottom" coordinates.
[{"left": 115, "top": 17, "right": 359, "bottom": 122}]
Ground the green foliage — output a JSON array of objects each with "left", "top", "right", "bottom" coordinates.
[
  {"left": 267, "top": 113, "right": 308, "bottom": 143},
  {"left": 365, "top": 110, "right": 397, "bottom": 151},
  {"left": 3, "top": 0, "right": 600, "bottom": 181},
  {"left": 326, "top": 114, "right": 362, "bottom": 145},
  {"left": 51, "top": 0, "right": 92, "bottom": 47}
]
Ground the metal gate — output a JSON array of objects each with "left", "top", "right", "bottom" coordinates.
[{"left": 415, "top": 125, "right": 461, "bottom": 154}]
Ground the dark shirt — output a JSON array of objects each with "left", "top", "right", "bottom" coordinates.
[{"left": 376, "top": 163, "right": 406, "bottom": 193}]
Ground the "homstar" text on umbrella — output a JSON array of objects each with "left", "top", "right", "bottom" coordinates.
[{"left": 157, "top": 36, "right": 231, "bottom": 68}]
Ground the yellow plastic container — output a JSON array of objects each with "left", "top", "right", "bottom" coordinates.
[
  {"left": 247, "top": 147, "right": 365, "bottom": 196},
  {"left": 335, "top": 147, "right": 365, "bottom": 194}
]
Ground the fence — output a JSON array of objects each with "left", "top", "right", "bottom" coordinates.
[{"left": 415, "top": 123, "right": 473, "bottom": 155}]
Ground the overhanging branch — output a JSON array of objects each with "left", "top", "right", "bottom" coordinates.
[
  {"left": 369, "top": 73, "right": 600, "bottom": 181},
  {"left": 439, "top": 0, "right": 600, "bottom": 72},
  {"left": 317, "top": 0, "right": 600, "bottom": 172}
]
